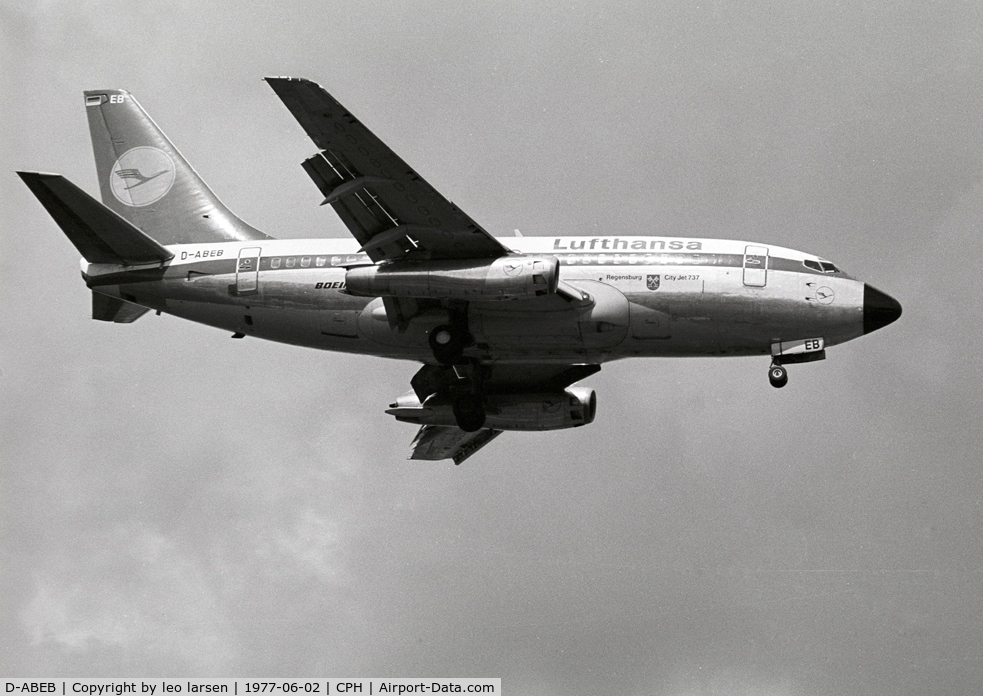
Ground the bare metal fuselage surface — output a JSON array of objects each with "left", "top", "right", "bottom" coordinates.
[{"left": 85, "top": 235, "right": 866, "bottom": 364}]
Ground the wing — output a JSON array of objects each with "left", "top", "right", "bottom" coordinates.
[
  {"left": 265, "top": 76, "right": 510, "bottom": 263},
  {"left": 397, "top": 362, "right": 601, "bottom": 464}
]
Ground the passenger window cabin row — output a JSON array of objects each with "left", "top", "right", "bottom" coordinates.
[{"left": 267, "top": 255, "right": 367, "bottom": 269}]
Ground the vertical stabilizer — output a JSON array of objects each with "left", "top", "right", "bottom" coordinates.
[{"left": 84, "top": 90, "right": 272, "bottom": 245}]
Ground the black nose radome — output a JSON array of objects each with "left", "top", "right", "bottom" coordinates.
[{"left": 864, "top": 284, "right": 902, "bottom": 334}]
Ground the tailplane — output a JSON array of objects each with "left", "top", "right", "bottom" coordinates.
[
  {"left": 84, "top": 89, "right": 272, "bottom": 245},
  {"left": 92, "top": 293, "right": 151, "bottom": 323},
  {"left": 18, "top": 171, "right": 173, "bottom": 265}
]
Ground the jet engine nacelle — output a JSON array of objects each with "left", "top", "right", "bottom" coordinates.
[
  {"left": 345, "top": 256, "right": 560, "bottom": 301},
  {"left": 387, "top": 386, "right": 597, "bottom": 431}
]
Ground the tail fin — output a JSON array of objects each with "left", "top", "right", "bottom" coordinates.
[
  {"left": 18, "top": 171, "right": 173, "bottom": 265},
  {"left": 84, "top": 89, "right": 272, "bottom": 245}
]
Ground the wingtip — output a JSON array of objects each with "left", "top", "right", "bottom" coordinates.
[
  {"left": 264, "top": 76, "right": 314, "bottom": 83},
  {"left": 264, "top": 76, "right": 321, "bottom": 91}
]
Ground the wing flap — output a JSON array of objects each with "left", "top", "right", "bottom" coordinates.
[
  {"left": 410, "top": 425, "right": 503, "bottom": 465},
  {"left": 266, "top": 76, "right": 509, "bottom": 262}
]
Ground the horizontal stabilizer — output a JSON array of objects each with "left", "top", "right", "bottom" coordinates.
[
  {"left": 91, "top": 292, "right": 150, "bottom": 323},
  {"left": 18, "top": 171, "right": 173, "bottom": 265},
  {"left": 410, "top": 425, "right": 502, "bottom": 465}
]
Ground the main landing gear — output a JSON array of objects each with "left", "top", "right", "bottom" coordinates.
[
  {"left": 429, "top": 322, "right": 473, "bottom": 365},
  {"left": 418, "top": 352, "right": 488, "bottom": 431},
  {"left": 768, "top": 363, "right": 788, "bottom": 389},
  {"left": 452, "top": 393, "right": 486, "bottom": 432}
]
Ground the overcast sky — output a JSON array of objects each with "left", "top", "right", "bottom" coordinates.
[{"left": 3, "top": 1, "right": 983, "bottom": 693}]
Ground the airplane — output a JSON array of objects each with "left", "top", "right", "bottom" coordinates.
[{"left": 18, "top": 77, "right": 901, "bottom": 464}]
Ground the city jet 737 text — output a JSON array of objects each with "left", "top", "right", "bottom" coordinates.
[{"left": 19, "top": 77, "right": 901, "bottom": 464}]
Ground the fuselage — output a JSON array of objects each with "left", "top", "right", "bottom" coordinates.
[
  {"left": 82, "top": 235, "right": 873, "bottom": 365},
  {"left": 22, "top": 80, "right": 905, "bottom": 461}
]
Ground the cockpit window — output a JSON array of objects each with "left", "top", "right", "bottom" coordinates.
[{"left": 803, "top": 259, "right": 840, "bottom": 273}]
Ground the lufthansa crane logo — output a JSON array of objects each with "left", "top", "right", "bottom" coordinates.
[
  {"left": 816, "top": 286, "right": 835, "bottom": 305},
  {"left": 110, "top": 146, "right": 176, "bottom": 207}
]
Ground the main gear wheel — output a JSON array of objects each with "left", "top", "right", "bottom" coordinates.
[
  {"left": 452, "top": 394, "right": 486, "bottom": 432},
  {"left": 429, "top": 324, "right": 471, "bottom": 365}
]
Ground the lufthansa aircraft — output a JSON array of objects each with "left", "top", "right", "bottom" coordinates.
[{"left": 19, "top": 77, "right": 901, "bottom": 464}]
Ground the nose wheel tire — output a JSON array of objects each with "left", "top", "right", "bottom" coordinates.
[
  {"left": 453, "top": 394, "right": 486, "bottom": 432},
  {"left": 769, "top": 364, "right": 788, "bottom": 389},
  {"left": 429, "top": 324, "right": 471, "bottom": 365}
]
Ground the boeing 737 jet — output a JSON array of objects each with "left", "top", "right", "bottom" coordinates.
[{"left": 19, "top": 77, "right": 901, "bottom": 463}]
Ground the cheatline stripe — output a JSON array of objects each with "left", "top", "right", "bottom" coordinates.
[{"left": 83, "top": 251, "right": 838, "bottom": 286}]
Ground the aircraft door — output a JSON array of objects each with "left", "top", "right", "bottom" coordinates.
[
  {"left": 743, "top": 245, "right": 768, "bottom": 287},
  {"left": 236, "top": 247, "right": 261, "bottom": 295}
]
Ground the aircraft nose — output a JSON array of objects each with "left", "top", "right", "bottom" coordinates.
[{"left": 863, "top": 284, "right": 902, "bottom": 334}]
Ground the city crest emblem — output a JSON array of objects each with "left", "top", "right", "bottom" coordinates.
[{"left": 646, "top": 274, "right": 661, "bottom": 291}]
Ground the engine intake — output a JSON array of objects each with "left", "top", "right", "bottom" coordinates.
[
  {"left": 346, "top": 256, "right": 560, "bottom": 301},
  {"left": 387, "top": 387, "right": 597, "bottom": 431}
]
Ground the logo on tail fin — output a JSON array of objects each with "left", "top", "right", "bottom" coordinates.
[
  {"left": 116, "top": 168, "right": 168, "bottom": 189},
  {"left": 110, "top": 147, "right": 175, "bottom": 207}
]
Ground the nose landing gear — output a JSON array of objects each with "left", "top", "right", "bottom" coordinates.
[
  {"left": 768, "top": 338, "right": 826, "bottom": 388},
  {"left": 768, "top": 363, "right": 788, "bottom": 388}
]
